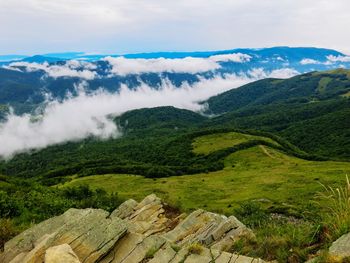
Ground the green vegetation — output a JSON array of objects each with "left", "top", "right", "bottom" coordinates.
[
  {"left": 59, "top": 143, "right": 349, "bottom": 215},
  {"left": 206, "top": 70, "right": 350, "bottom": 159},
  {"left": 192, "top": 131, "right": 279, "bottom": 155},
  {"left": 187, "top": 242, "right": 204, "bottom": 255},
  {"left": 0, "top": 175, "right": 123, "bottom": 249},
  {"left": 317, "top": 175, "right": 350, "bottom": 243}
]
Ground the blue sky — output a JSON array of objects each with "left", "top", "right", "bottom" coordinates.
[{"left": 0, "top": 0, "right": 350, "bottom": 55}]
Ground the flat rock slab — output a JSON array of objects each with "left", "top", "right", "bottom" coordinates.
[{"left": 1, "top": 208, "right": 127, "bottom": 263}]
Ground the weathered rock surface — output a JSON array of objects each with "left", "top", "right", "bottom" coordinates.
[
  {"left": 45, "top": 244, "right": 81, "bottom": 263},
  {"left": 329, "top": 232, "right": 350, "bottom": 259},
  {"left": 1, "top": 194, "right": 269, "bottom": 263}
]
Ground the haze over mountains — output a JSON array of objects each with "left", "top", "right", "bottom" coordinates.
[{"left": 0, "top": 46, "right": 350, "bottom": 158}]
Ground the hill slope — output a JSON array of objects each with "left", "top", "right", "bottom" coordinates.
[{"left": 206, "top": 69, "right": 350, "bottom": 159}]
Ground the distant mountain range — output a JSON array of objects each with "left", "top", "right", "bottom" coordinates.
[
  {"left": 0, "top": 46, "right": 347, "bottom": 62},
  {"left": 0, "top": 46, "right": 350, "bottom": 115}
]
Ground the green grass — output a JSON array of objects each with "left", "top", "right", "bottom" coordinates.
[
  {"left": 60, "top": 145, "right": 350, "bottom": 216},
  {"left": 317, "top": 77, "right": 332, "bottom": 93},
  {"left": 192, "top": 132, "right": 279, "bottom": 155}
]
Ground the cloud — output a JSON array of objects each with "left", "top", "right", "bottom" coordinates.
[
  {"left": 326, "top": 55, "right": 350, "bottom": 63},
  {"left": 103, "top": 56, "right": 221, "bottom": 75},
  {"left": 0, "top": 67, "right": 298, "bottom": 158},
  {"left": 103, "top": 53, "right": 254, "bottom": 76},
  {"left": 8, "top": 60, "right": 97, "bottom": 80},
  {"left": 247, "top": 68, "right": 299, "bottom": 79},
  {"left": 300, "top": 58, "right": 321, "bottom": 65},
  {"left": 209, "top": 53, "right": 252, "bottom": 63}
]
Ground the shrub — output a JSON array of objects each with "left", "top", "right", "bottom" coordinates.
[
  {"left": 188, "top": 242, "right": 203, "bottom": 255},
  {"left": 234, "top": 201, "right": 269, "bottom": 228},
  {"left": 0, "top": 219, "right": 18, "bottom": 251}
]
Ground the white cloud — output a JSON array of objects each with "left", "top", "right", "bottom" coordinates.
[
  {"left": 326, "top": 55, "right": 350, "bottom": 63},
  {"left": 103, "top": 56, "right": 221, "bottom": 75},
  {"left": 209, "top": 53, "right": 252, "bottom": 63},
  {"left": 300, "top": 58, "right": 321, "bottom": 65},
  {"left": 247, "top": 68, "right": 299, "bottom": 79},
  {"left": 8, "top": 61, "right": 97, "bottom": 80},
  {"left": 103, "top": 53, "right": 253, "bottom": 76}
]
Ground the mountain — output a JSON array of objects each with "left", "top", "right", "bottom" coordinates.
[
  {"left": 0, "top": 47, "right": 349, "bottom": 116},
  {"left": 0, "top": 46, "right": 345, "bottom": 61},
  {"left": 1, "top": 68, "right": 349, "bottom": 180},
  {"left": 205, "top": 69, "right": 350, "bottom": 158}
]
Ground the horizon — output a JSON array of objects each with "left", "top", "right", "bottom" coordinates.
[{"left": 1, "top": 45, "right": 349, "bottom": 58}]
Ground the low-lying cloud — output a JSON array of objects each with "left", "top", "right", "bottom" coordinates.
[
  {"left": 300, "top": 55, "right": 350, "bottom": 65},
  {"left": 0, "top": 67, "right": 299, "bottom": 158},
  {"left": 104, "top": 53, "right": 253, "bottom": 76},
  {"left": 209, "top": 53, "right": 252, "bottom": 63},
  {"left": 8, "top": 60, "right": 97, "bottom": 80},
  {"left": 6, "top": 53, "right": 255, "bottom": 78},
  {"left": 104, "top": 56, "right": 221, "bottom": 75}
]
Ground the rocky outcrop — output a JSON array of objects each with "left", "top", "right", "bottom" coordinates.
[{"left": 1, "top": 194, "right": 268, "bottom": 263}]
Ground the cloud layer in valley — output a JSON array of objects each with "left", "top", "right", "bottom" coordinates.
[
  {"left": 0, "top": 67, "right": 298, "bottom": 158},
  {"left": 6, "top": 53, "right": 255, "bottom": 78},
  {"left": 8, "top": 60, "right": 97, "bottom": 80}
]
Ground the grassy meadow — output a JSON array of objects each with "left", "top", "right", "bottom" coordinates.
[{"left": 60, "top": 132, "right": 350, "bottom": 216}]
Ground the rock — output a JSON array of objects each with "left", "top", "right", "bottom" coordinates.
[
  {"left": 2, "top": 194, "right": 266, "bottom": 263},
  {"left": 110, "top": 199, "right": 138, "bottom": 219},
  {"left": 329, "top": 232, "right": 350, "bottom": 259},
  {"left": 100, "top": 232, "right": 145, "bottom": 263},
  {"left": 119, "top": 235, "right": 166, "bottom": 263},
  {"left": 1, "top": 208, "right": 127, "bottom": 263},
  {"left": 44, "top": 244, "right": 81, "bottom": 263},
  {"left": 215, "top": 251, "right": 234, "bottom": 263},
  {"left": 148, "top": 243, "right": 177, "bottom": 263}
]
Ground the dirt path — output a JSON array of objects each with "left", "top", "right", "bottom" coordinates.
[{"left": 259, "top": 145, "right": 277, "bottom": 159}]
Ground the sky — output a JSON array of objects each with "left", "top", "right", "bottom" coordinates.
[{"left": 0, "top": 0, "right": 350, "bottom": 55}]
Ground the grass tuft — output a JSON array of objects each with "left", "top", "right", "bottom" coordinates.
[
  {"left": 188, "top": 242, "right": 204, "bottom": 255},
  {"left": 317, "top": 175, "right": 350, "bottom": 242}
]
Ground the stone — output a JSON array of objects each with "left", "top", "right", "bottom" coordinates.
[
  {"left": 100, "top": 232, "right": 145, "bottom": 263},
  {"left": 215, "top": 251, "right": 234, "bottom": 263},
  {"left": 44, "top": 244, "right": 81, "bottom": 263},
  {"left": 1, "top": 208, "right": 127, "bottom": 263},
  {"left": 329, "top": 232, "right": 350, "bottom": 259},
  {"left": 120, "top": 235, "right": 166, "bottom": 263},
  {"left": 148, "top": 243, "right": 177, "bottom": 263},
  {"left": 110, "top": 199, "right": 138, "bottom": 219}
]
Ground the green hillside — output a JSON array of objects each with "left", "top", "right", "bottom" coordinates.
[
  {"left": 206, "top": 69, "right": 350, "bottom": 159},
  {"left": 59, "top": 131, "right": 349, "bottom": 215}
]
